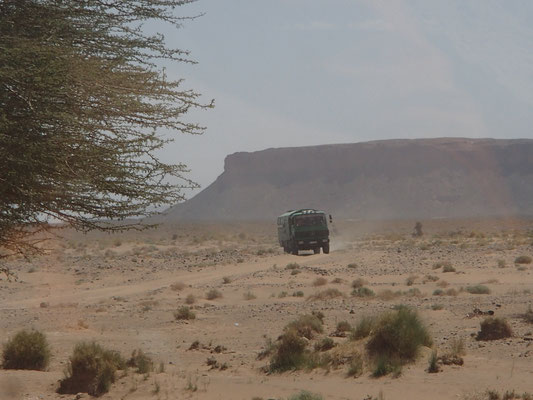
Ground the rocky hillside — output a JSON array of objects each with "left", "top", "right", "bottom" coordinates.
[{"left": 165, "top": 138, "right": 533, "bottom": 221}]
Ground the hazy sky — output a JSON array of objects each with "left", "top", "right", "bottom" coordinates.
[{"left": 154, "top": 0, "right": 533, "bottom": 197}]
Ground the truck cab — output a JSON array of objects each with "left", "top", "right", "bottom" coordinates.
[{"left": 277, "top": 209, "right": 330, "bottom": 255}]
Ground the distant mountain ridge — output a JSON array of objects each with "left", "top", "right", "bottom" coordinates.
[{"left": 165, "top": 138, "right": 533, "bottom": 221}]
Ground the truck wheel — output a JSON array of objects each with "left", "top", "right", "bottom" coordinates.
[
  {"left": 322, "top": 244, "right": 330, "bottom": 254},
  {"left": 313, "top": 247, "right": 320, "bottom": 254},
  {"left": 291, "top": 247, "right": 299, "bottom": 255}
]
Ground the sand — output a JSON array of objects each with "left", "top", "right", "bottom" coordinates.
[{"left": 1, "top": 218, "right": 533, "bottom": 399}]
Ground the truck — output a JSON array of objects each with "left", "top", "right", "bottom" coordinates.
[{"left": 277, "top": 209, "right": 330, "bottom": 255}]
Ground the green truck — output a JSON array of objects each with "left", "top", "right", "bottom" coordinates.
[{"left": 277, "top": 209, "right": 330, "bottom": 255}]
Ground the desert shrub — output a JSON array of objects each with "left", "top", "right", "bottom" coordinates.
[
  {"left": 405, "top": 275, "right": 418, "bottom": 286},
  {"left": 307, "top": 288, "right": 344, "bottom": 301},
  {"left": 431, "top": 304, "right": 444, "bottom": 310},
  {"left": 174, "top": 306, "right": 195, "bottom": 320},
  {"left": 371, "top": 355, "right": 401, "bottom": 378},
  {"left": 445, "top": 288, "right": 458, "bottom": 296},
  {"left": 288, "top": 391, "right": 323, "bottom": 400},
  {"left": 432, "top": 261, "right": 452, "bottom": 270},
  {"left": 346, "top": 353, "right": 364, "bottom": 378},
  {"left": 476, "top": 318, "right": 512, "bottom": 341},
  {"left": 314, "top": 337, "right": 335, "bottom": 352},
  {"left": 185, "top": 294, "right": 196, "bottom": 304},
  {"left": 427, "top": 350, "right": 440, "bottom": 373},
  {"left": 285, "top": 262, "right": 300, "bottom": 270},
  {"left": 292, "top": 291, "right": 304, "bottom": 297},
  {"left": 350, "top": 316, "right": 376, "bottom": 340},
  {"left": 433, "top": 289, "right": 444, "bottom": 296},
  {"left": 331, "top": 277, "right": 343, "bottom": 284},
  {"left": 206, "top": 288, "right": 222, "bottom": 300},
  {"left": 351, "top": 278, "right": 368, "bottom": 289},
  {"left": 269, "top": 330, "right": 308, "bottom": 372},
  {"left": 466, "top": 285, "right": 491, "bottom": 294},
  {"left": 351, "top": 286, "right": 375, "bottom": 298},
  {"left": 442, "top": 264, "right": 456, "bottom": 273},
  {"left": 243, "top": 291, "right": 257, "bottom": 300},
  {"left": 515, "top": 256, "right": 532, "bottom": 264},
  {"left": 222, "top": 276, "right": 231, "bottom": 284},
  {"left": 2, "top": 330, "right": 51, "bottom": 370},
  {"left": 449, "top": 337, "right": 466, "bottom": 356},
  {"left": 424, "top": 274, "right": 439, "bottom": 282},
  {"left": 404, "top": 288, "right": 422, "bottom": 297},
  {"left": 523, "top": 305, "right": 533, "bottom": 324},
  {"left": 376, "top": 289, "right": 401, "bottom": 300},
  {"left": 336, "top": 321, "right": 352, "bottom": 333},
  {"left": 127, "top": 349, "right": 153, "bottom": 374},
  {"left": 347, "top": 263, "right": 358, "bottom": 269},
  {"left": 58, "top": 342, "right": 125, "bottom": 396},
  {"left": 285, "top": 314, "right": 323, "bottom": 339},
  {"left": 312, "top": 277, "right": 328, "bottom": 287},
  {"left": 366, "top": 306, "right": 432, "bottom": 362},
  {"left": 497, "top": 259, "right": 507, "bottom": 268}
]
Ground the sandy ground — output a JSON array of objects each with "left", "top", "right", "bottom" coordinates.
[{"left": 1, "top": 218, "right": 533, "bottom": 400}]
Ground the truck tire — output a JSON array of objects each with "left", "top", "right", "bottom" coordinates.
[
  {"left": 313, "top": 247, "right": 320, "bottom": 254},
  {"left": 322, "top": 244, "right": 330, "bottom": 254},
  {"left": 291, "top": 246, "right": 299, "bottom": 255}
]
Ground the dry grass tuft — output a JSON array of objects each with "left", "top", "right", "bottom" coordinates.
[{"left": 307, "top": 288, "right": 345, "bottom": 301}]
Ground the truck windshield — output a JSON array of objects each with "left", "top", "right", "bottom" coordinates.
[{"left": 293, "top": 215, "right": 326, "bottom": 227}]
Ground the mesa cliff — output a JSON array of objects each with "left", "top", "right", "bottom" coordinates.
[{"left": 165, "top": 138, "right": 533, "bottom": 220}]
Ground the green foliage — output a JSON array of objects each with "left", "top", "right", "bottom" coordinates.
[
  {"left": 476, "top": 318, "right": 513, "bottom": 341},
  {"left": 58, "top": 342, "right": 125, "bottom": 396},
  {"left": 427, "top": 350, "right": 440, "bottom": 373},
  {"left": 366, "top": 306, "right": 432, "bottom": 362},
  {"left": 0, "top": 0, "right": 212, "bottom": 256},
  {"left": 269, "top": 330, "right": 308, "bottom": 372},
  {"left": 174, "top": 306, "right": 196, "bottom": 320},
  {"left": 350, "top": 316, "right": 376, "bottom": 340},
  {"left": 346, "top": 354, "right": 364, "bottom": 378},
  {"left": 2, "top": 329, "right": 51, "bottom": 370}
]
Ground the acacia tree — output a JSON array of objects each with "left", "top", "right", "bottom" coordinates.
[{"left": 0, "top": 0, "right": 212, "bottom": 256}]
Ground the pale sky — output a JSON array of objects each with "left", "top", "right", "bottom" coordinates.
[{"left": 153, "top": 0, "right": 533, "bottom": 198}]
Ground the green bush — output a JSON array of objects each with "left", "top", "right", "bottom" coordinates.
[
  {"left": 58, "top": 342, "right": 125, "bottom": 396},
  {"left": 476, "top": 318, "right": 513, "bottom": 341},
  {"left": 2, "top": 330, "right": 51, "bottom": 370},
  {"left": 285, "top": 314, "right": 323, "bottom": 339},
  {"left": 350, "top": 316, "right": 376, "bottom": 340},
  {"left": 366, "top": 306, "right": 432, "bottom": 362},
  {"left": 346, "top": 353, "right": 363, "bottom": 378},
  {"left": 269, "top": 330, "right": 308, "bottom": 372}
]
